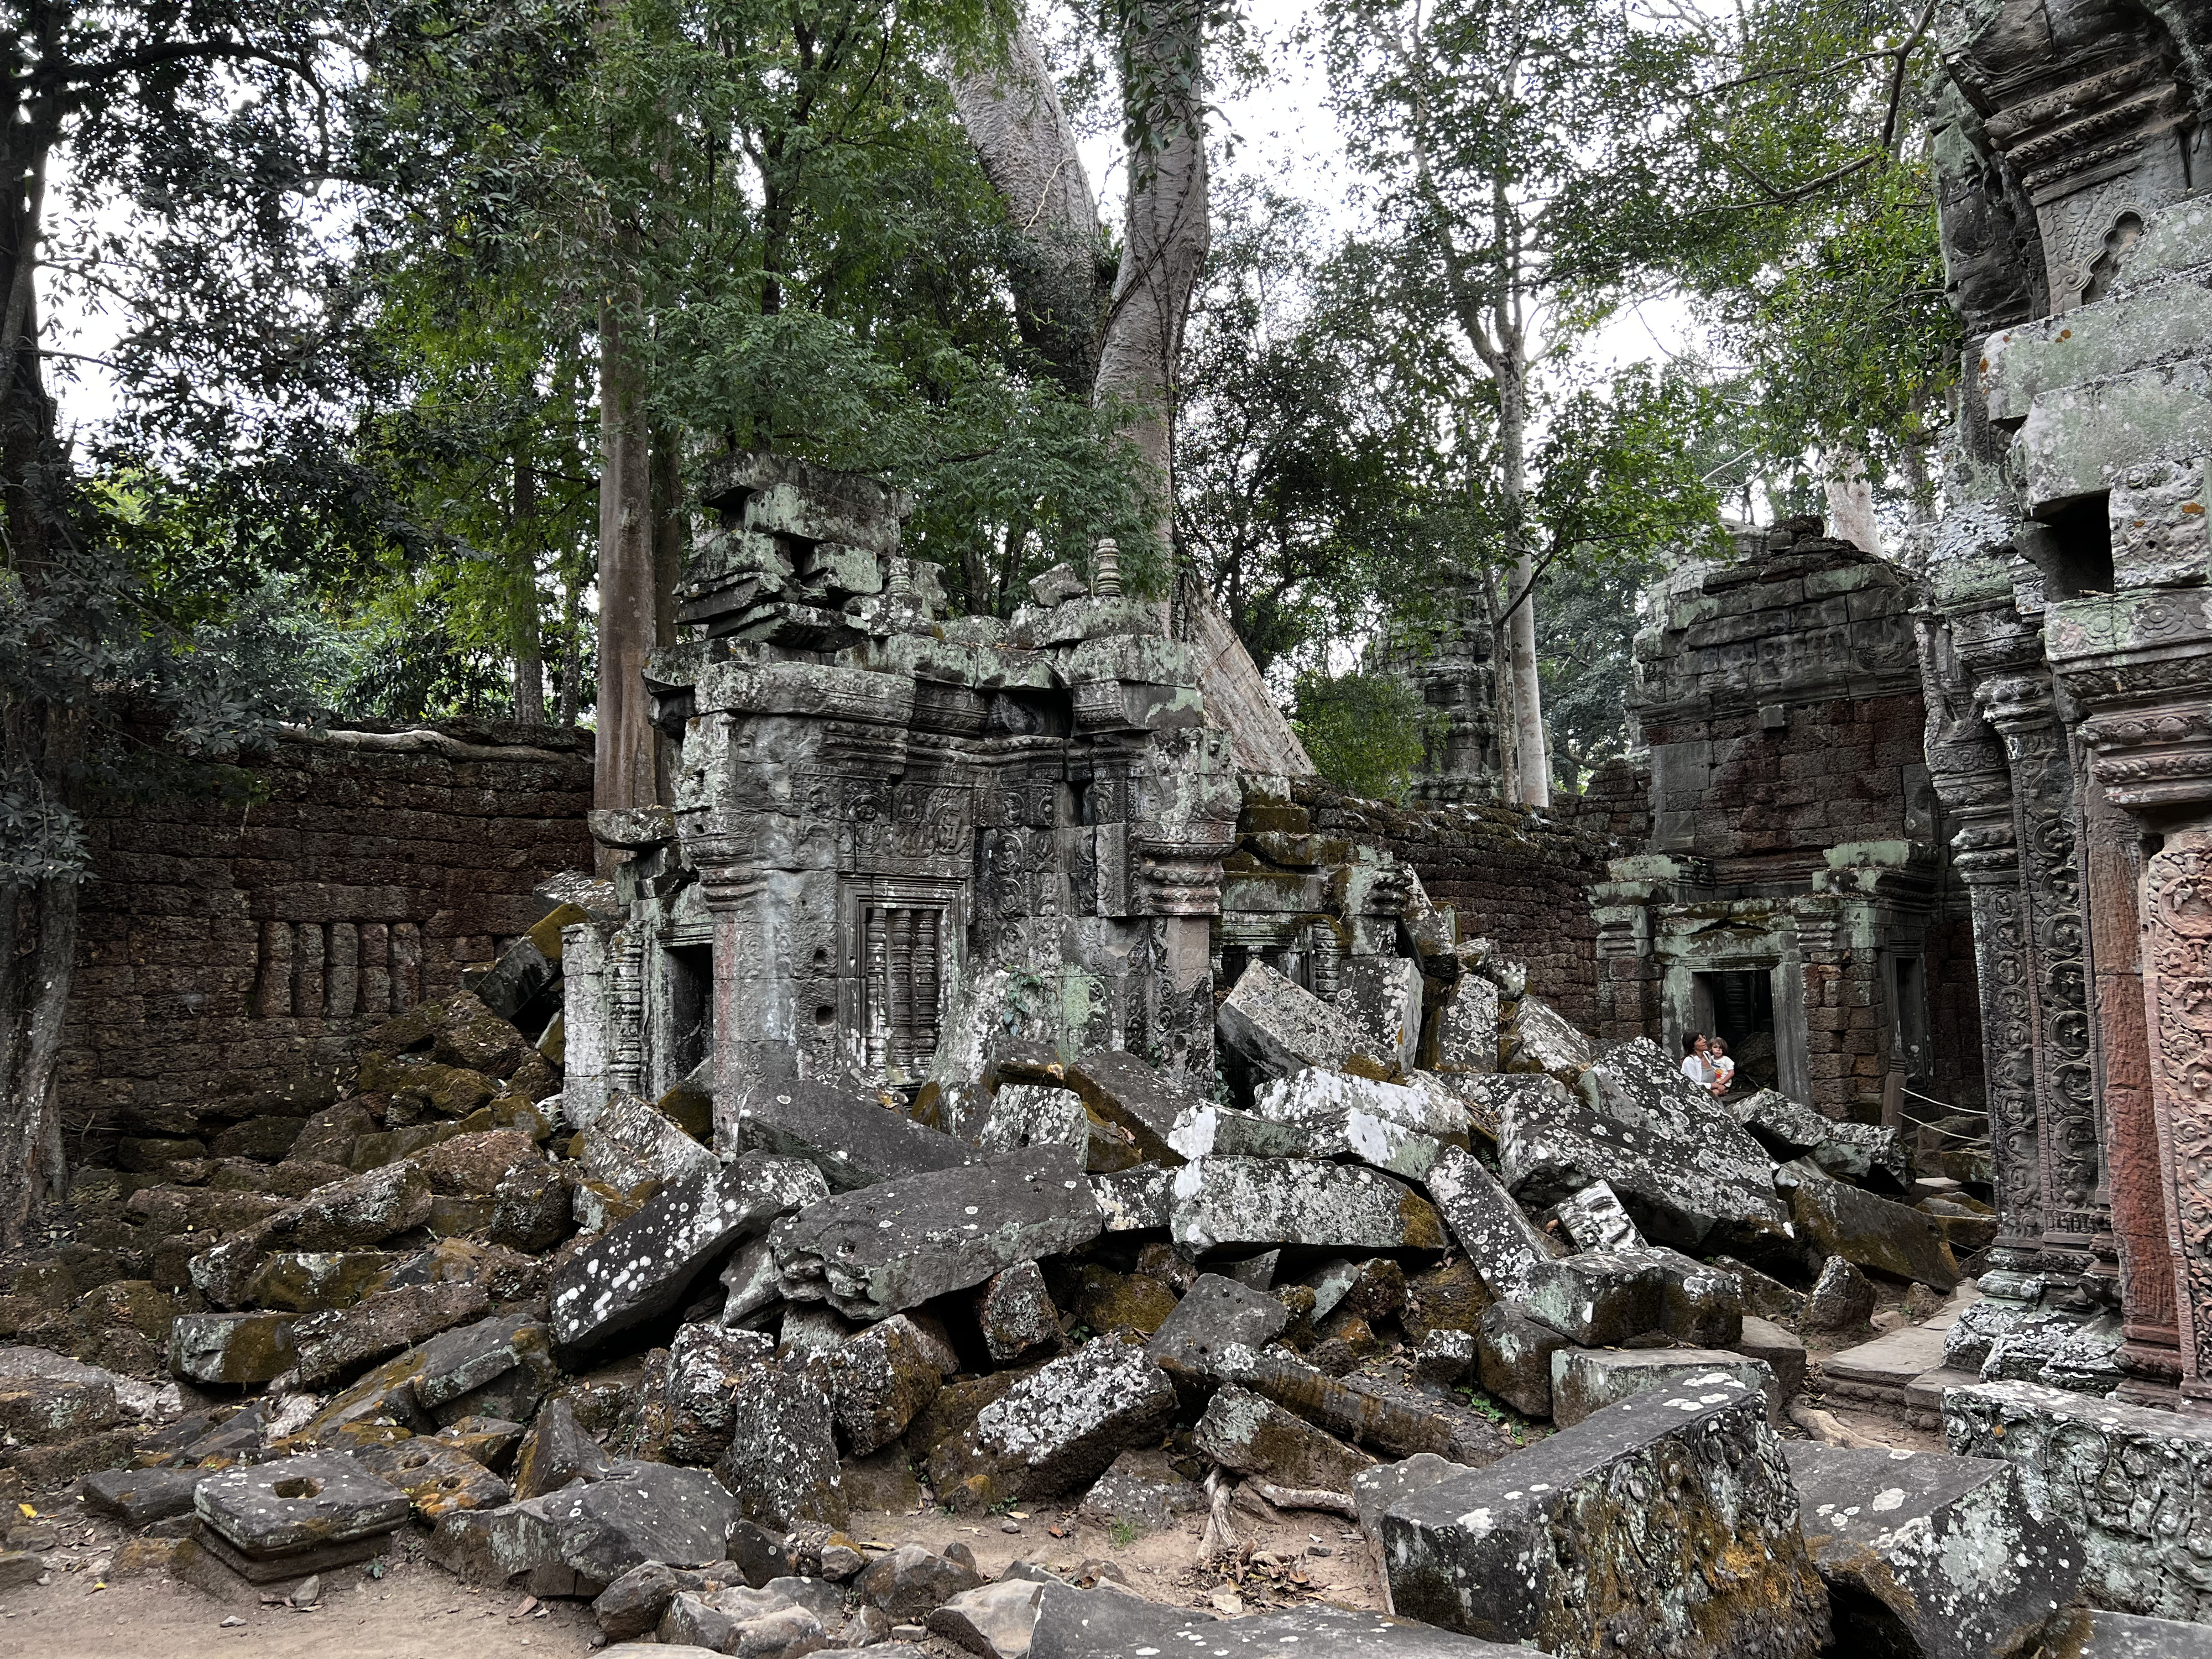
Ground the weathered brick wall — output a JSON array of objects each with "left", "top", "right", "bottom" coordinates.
[
  {"left": 1575, "top": 755, "right": 1651, "bottom": 850},
  {"left": 1291, "top": 779, "right": 1625, "bottom": 1030},
  {"left": 56, "top": 721, "right": 594, "bottom": 1138},
  {"left": 1924, "top": 911, "right": 1987, "bottom": 1111}
]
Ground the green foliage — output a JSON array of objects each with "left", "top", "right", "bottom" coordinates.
[{"left": 1292, "top": 672, "right": 1439, "bottom": 804}]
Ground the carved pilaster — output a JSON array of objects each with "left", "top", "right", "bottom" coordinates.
[{"left": 2137, "top": 822, "right": 2212, "bottom": 1403}]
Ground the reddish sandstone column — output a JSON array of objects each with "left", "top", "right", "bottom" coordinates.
[{"left": 2137, "top": 819, "right": 2212, "bottom": 1407}]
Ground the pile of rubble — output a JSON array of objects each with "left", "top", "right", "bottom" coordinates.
[{"left": 0, "top": 901, "right": 2202, "bottom": 1656}]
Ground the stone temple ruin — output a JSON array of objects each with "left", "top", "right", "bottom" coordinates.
[{"left": 7, "top": 3, "right": 2212, "bottom": 1656}]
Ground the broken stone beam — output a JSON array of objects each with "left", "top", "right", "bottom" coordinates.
[
  {"left": 769, "top": 1144, "right": 1103, "bottom": 1323},
  {"left": 169, "top": 1312, "right": 298, "bottom": 1385},
  {"left": 1338, "top": 956, "right": 1423, "bottom": 1076},
  {"left": 1216, "top": 959, "right": 1389, "bottom": 1081},
  {"left": 714, "top": 1355, "right": 847, "bottom": 1531},
  {"left": 1781, "top": 1159, "right": 1959, "bottom": 1290},
  {"left": 1164, "top": 1104, "right": 1314, "bottom": 1162},
  {"left": 723, "top": 1070, "right": 977, "bottom": 1191},
  {"left": 1385, "top": 1384, "right": 1828, "bottom": 1656},
  {"left": 1193, "top": 1383, "right": 1376, "bottom": 1493},
  {"left": 1215, "top": 1344, "right": 1499, "bottom": 1465},
  {"left": 1944, "top": 1379, "right": 2212, "bottom": 1619},
  {"left": 1732, "top": 1088, "right": 1912, "bottom": 1190},
  {"left": 1421, "top": 1145, "right": 1556, "bottom": 1302},
  {"left": 1500, "top": 1038, "right": 1790, "bottom": 1253},
  {"left": 1146, "top": 1272, "right": 1291, "bottom": 1392},
  {"left": 1551, "top": 1350, "right": 1780, "bottom": 1429},
  {"left": 1168, "top": 1157, "right": 1444, "bottom": 1253},
  {"left": 550, "top": 1151, "right": 827, "bottom": 1358},
  {"left": 1785, "top": 1441, "right": 2080, "bottom": 1659}
]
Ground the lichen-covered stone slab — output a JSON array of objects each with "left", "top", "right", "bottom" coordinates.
[
  {"left": 259, "top": 1162, "right": 434, "bottom": 1251},
  {"left": 552, "top": 1151, "right": 827, "bottom": 1356},
  {"left": 1168, "top": 1156, "right": 1443, "bottom": 1253},
  {"left": 928, "top": 1336, "right": 1176, "bottom": 1509},
  {"left": 432, "top": 1460, "right": 742, "bottom": 1597},
  {"left": 1519, "top": 1251, "right": 1665, "bottom": 1348},
  {"left": 358, "top": 1437, "right": 513, "bottom": 1524},
  {"left": 1781, "top": 1160, "right": 1959, "bottom": 1290},
  {"left": 665, "top": 1322, "right": 776, "bottom": 1463},
  {"left": 1088, "top": 1166, "right": 1171, "bottom": 1232},
  {"left": 1077, "top": 1448, "right": 1203, "bottom": 1536},
  {"left": 412, "top": 1312, "right": 559, "bottom": 1427},
  {"left": 1028, "top": 1580, "right": 1525, "bottom": 1656},
  {"left": 1731, "top": 1088, "right": 1912, "bottom": 1189},
  {"left": 1645, "top": 1246, "right": 1745, "bottom": 1347},
  {"left": 1254, "top": 1067, "right": 1464, "bottom": 1141},
  {"left": 1421, "top": 1146, "right": 1556, "bottom": 1302},
  {"left": 1339, "top": 955, "right": 1424, "bottom": 1075},
  {"left": 1944, "top": 1380, "right": 2212, "bottom": 1620},
  {"left": 2035, "top": 1609, "right": 2212, "bottom": 1656},
  {"left": 291, "top": 1282, "right": 492, "bottom": 1387},
  {"left": 1499, "top": 1037, "right": 1788, "bottom": 1251},
  {"left": 1503, "top": 996, "right": 1593, "bottom": 1081},
  {"left": 1217, "top": 959, "right": 1383, "bottom": 1080},
  {"left": 581, "top": 1092, "right": 718, "bottom": 1191},
  {"left": 1146, "top": 1271, "right": 1290, "bottom": 1391},
  {"left": 827, "top": 1312, "right": 951, "bottom": 1455},
  {"left": 1432, "top": 977, "right": 1499, "bottom": 1076},
  {"left": 724, "top": 1072, "right": 978, "bottom": 1190},
  {"left": 1383, "top": 1384, "right": 1828, "bottom": 1656},
  {"left": 1785, "top": 1441, "right": 2080, "bottom": 1659},
  {"left": 1068, "top": 1047, "right": 1202, "bottom": 1163},
  {"left": 1165, "top": 1103, "right": 1315, "bottom": 1161},
  {"left": 1477, "top": 1303, "right": 1573, "bottom": 1418},
  {"left": 195, "top": 1452, "right": 411, "bottom": 1556},
  {"left": 1551, "top": 1350, "right": 1778, "bottom": 1429},
  {"left": 84, "top": 1466, "right": 205, "bottom": 1526},
  {"left": 1194, "top": 1382, "right": 1376, "bottom": 1491},
  {"left": 714, "top": 1355, "right": 847, "bottom": 1530},
  {"left": 770, "top": 1145, "right": 1103, "bottom": 1322},
  {"left": 1553, "top": 1181, "right": 1642, "bottom": 1252},
  {"left": 169, "top": 1311, "right": 298, "bottom": 1384}
]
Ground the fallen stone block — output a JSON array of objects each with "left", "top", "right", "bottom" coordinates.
[
  {"left": 416, "top": 1129, "right": 542, "bottom": 1198},
  {"left": 1944, "top": 1380, "right": 2212, "bottom": 1619},
  {"left": 1646, "top": 1247, "right": 1744, "bottom": 1347},
  {"left": 975, "top": 1261, "right": 1063, "bottom": 1367},
  {"left": 1384, "top": 1385, "right": 1827, "bottom": 1655},
  {"left": 1169, "top": 1157, "right": 1443, "bottom": 1253},
  {"left": 412, "top": 1312, "right": 559, "bottom": 1427},
  {"left": 1732, "top": 1088, "right": 1912, "bottom": 1190},
  {"left": 552, "top": 1150, "right": 827, "bottom": 1356},
  {"left": 661, "top": 1585, "right": 826, "bottom": 1656},
  {"left": 1477, "top": 1303, "right": 1573, "bottom": 1418},
  {"left": 1553, "top": 1181, "right": 1642, "bottom": 1251},
  {"left": 513, "top": 1397, "right": 616, "bottom": 1499},
  {"left": 770, "top": 1145, "right": 1103, "bottom": 1323},
  {"left": 1164, "top": 1103, "right": 1313, "bottom": 1161},
  {"left": 929, "top": 1337, "right": 1176, "bottom": 1510},
  {"left": 260, "top": 1162, "right": 435, "bottom": 1251},
  {"left": 1552, "top": 1349, "right": 1780, "bottom": 1428},
  {"left": 291, "top": 1282, "right": 492, "bottom": 1387},
  {"left": 0, "top": 1373, "right": 118, "bottom": 1445},
  {"left": 1788, "top": 1441, "right": 2081, "bottom": 1658},
  {"left": 1782, "top": 1160, "right": 1958, "bottom": 1290},
  {"left": 1432, "top": 975, "right": 1499, "bottom": 1075},
  {"left": 1077, "top": 1448, "right": 1202, "bottom": 1536},
  {"left": 727, "top": 1071, "right": 979, "bottom": 1191},
  {"left": 1942, "top": 1297, "right": 2072, "bottom": 1374},
  {"left": 1027, "top": 1579, "right": 1522, "bottom": 1656},
  {"left": 83, "top": 1465, "right": 203, "bottom": 1526},
  {"left": 1339, "top": 955, "right": 1424, "bottom": 1076},
  {"left": 929, "top": 1575, "right": 1046, "bottom": 1658},
  {"left": 1712, "top": 1253, "right": 1806, "bottom": 1320},
  {"left": 1504, "top": 995, "right": 1592, "bottom": 1080},
  {"left": 436, "top": 1413, "right": 526, "bottom": 1472},
  {"left": 665, "top": 1322, "right": 776, "bottom": 1463},
  {"left": 1353, "top": 1452, "right": 1472, "bottom": 1547},
  {"left": 358, "top": 1437, "right": 512, "bottom": 1523},
  {"left": 715, "top": 1355, "right": 848, "bottom": 1530},
  {"left": 1068, "top": 1048, "right": 1201, "bottom": 1163},
  {"left": 1253, "top": 1066, "right": 1465, "bottom": 1142},
  {"left": 489, "top": 1160, "right": 573, "bottom": 1253},
  {"left": 1146, "top": 1271, "right": 1290, "bottom": 1394},
  {"left": 239, "top": 1249, "right": 399, "bottom": 1314},
  {"left": 1501, "top": 1039, "right": 1790, "bottom": 1253},
  {"left": 1217, "top": 959, "right": 1385, "bottom": 1080},
  {"left": 828, "top": 1313, "right": 952, "bottom": 1455},
  {"left": 2033, "top": 1609, "right": 2212, "bottom": 1656},
  {"left": 2026, "top": 1309, "right": 2126, "bottom": 1393},
  {"left": 858, "top": 1542, "right": 986, "bottom": 1622},
  {"left": 1195, "top": 1382, "right": 1377, "bottom": 1491},
  {"left": 593, "top": 1560, "right": 737, "bottom": 1641},
  {"left": 1802, "top": 1254, "right": 1877, "bottom": 1333},
  {"left": 580, "top": 1090, "right": 718, "bottom": 1192},
  {"left": 432, "top": 1460, "right": 743, "bottom": 1597},
  {"left": 1730, "top": 1316, "right": 1806, "bottom": 1401},
  {"left": 169, "top": 1311, "right": 298, "bottom": 1384},
  {"left": 1066, "top": 1264, "right": 1180, "bottom": 1335},
  {"left": 1217, "top": 1344, "right": 1510, "bottom": 1466},
  {"left": 970, "top": 1082, "right": 1089, "bottom": 1155},
  {"left": 1411, "top": 1328, "right": 1477, "bottom": 1387},
  {"left": 1518, "top": 1251, "right": 1664, "bottom": 1347},
  {"left": 1421, "top": 1145, "right": 1557, "bottom": 1302},
  {"left": 194, "top": 1452, "right": 410, "bottom": 1577}
]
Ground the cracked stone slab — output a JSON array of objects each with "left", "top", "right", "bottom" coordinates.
[
  {"left": 1551, "top": 1350, "right": 1780, "bottom": 1429},
  {"left": 1338, "top": 956, "right": 1424, "bottom": 1076},
  {"left": 1785, "top": 1441, "right": 2080, "bottom": 1659},
  {"left": 724, "top": 1071, "right": 978, "bottom": 1190},
  {"left": 1217, "top": 959, "right": 1386, "bottom": 1080},
  {"left": 582, "top": 1092, "right": 718, "bottom": 1191},
  {"left": 1194, "top": 1382, "right": 1376, "bottom": 1491},
  {"left": 1146, "top": 1272, "right": 1291, "bottom": 1389},
  {"left": 1503, "top": 996, "right": 1592, "bottom": 1081},
  {"left": 928, "top": 1337, "right": 1177, "bottom": 1510},
  {"left": 1781, "top": 1160, "right": 1959, "bottom": 1290},
  {"left": 1168, "top": 1157, "right": 1443, "bottom": 1253},
  {"left": 412, "top": 1313, "right": 559, "bottom": 1427},
  {"left": 1421, "top": 1146, "right": 1557, "bottom": 1303},
  {"left": 552, "top": 1150, "right": 827, "bottom": 1355},
  {"left": 1499, "top": 1038, "right": 1788, "bottom": 1251},
  {"left": 195, "top": 1452, "right": 410, "bottom": 1557},
  {"left": 1944, "top": 1380, "right": 2212, "bottom": 1620},
  {"left": 665, "top": 1322, "right": 777, "bottom": 1463},
  {"left": 770, "top": 1145, "right": 1103, "bottom": 1322},
  {"left": 432, "top": 1460, "right": 743, "bottom": 1598},
  {"left": 1553, "top": 1181, "right": 1642, "bottom": 1252},
  {"left": 1068, "top": 1048, "right": 1203, "bottom": 1163},
  {"left": 1383, "top": 1384, "right": 1828, "bottom": 1656},
  {"left": 714, "top": 1355, "right": 847, "bottom": 1531},
  {"left": 827, "top": 1313, "right": 953, "bottom": 1455}
]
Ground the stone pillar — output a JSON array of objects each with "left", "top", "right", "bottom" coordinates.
[
  {"left": 2137, "top": 819, "right": 2212, "bottom": 1406},
  {"left": 1978, "top": 671, "right": 2102, "bottom": 1281}
]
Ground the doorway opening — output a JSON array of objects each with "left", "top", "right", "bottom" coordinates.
[{"left": 1695, "top": 968, "right": 1776, "bottom": 1091}]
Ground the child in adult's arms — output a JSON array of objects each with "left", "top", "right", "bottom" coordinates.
[{"left": 1708, "top": 1036, "right": 1735, "bottom": 1095}]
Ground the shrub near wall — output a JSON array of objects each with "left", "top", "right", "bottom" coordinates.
[{"left": 56, "top": 721, "right": 594, "bottom": 1151}]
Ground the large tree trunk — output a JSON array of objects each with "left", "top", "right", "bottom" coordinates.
[
  {"left": 950, "top": 18, "right": 1109, "bottom": 397},
  {"left": 594, "top": 296, "right": 659, "bottom": 826},
  {"left": 1494, "top": 360, "right": 1550, "bottom": 807},
  {"left": 1094, "top": 0, "right": 1211, "bottom": 552},
  {"left": 512, "top": 454, "right": 546, "bottom": 725}
]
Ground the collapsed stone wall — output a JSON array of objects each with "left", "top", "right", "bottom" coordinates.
[
  {"left": 55, "top": 721, "right": 595, "bottom": 1144},
  {"left": 1286, "top": 778, "right": 1624, "bottom": 1032}
]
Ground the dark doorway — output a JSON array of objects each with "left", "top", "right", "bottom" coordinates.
[
  {"left": 1697, "top": 968, "right": 1776, "bottom": 1092},
  {"left": 665, "top": 943, "right": 715, "bottom": 1086}
]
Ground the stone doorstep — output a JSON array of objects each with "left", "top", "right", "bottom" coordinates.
[
  {"left": 1818, "top": 1322, "right": 1955, "bottom": 1391},
  {"left": 190, "top": 1522, "right": 389, "bottom": 1586}
]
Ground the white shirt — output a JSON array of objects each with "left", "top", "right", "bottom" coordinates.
[{"left": 1681, "top": 1053, "right": 1713, "bottom": 1087}]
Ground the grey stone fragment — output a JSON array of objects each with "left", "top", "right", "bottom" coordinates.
[
  {"left": 976, "top": 1261, "right": 1063, "bottom": 1366},
  {"left": 1338, "top": 955, "right": 1424, "bottom": 1075},
  {"left": 973, "top": 1083, "right": 1089, "bottom": 1154},
  {"left": 1501, "top": 1038, "right": 1789, "bottom": 1251},
  {"left": 414, "top": 1312, "right": 557, "bottom": 1426},
  {"left": 718, "top": 1235, "right": 782, "bottom": 1329},
  {"left": 1802, "top": 1255, "right": 1877, "bottom": 1334},
  {"left": 1712, "top": 1253, "right": 1806, "bottom": 1320},
  {"left": 1422, "top": 1146, "right": 1556, "bottom": 1302},
  {"left": 1076, "top": 1449, "right": 1201, "bottom": 1535},
  {"left": 580, "top": 1091, "right": 717, "bottom": 1190},
  {"left": 1553, "top": 1181, "right": 1643, "bottom": 1251},
  {"left": 1217, "top": 1250, "right": 1278, "bottom": 1290},
  {"left": 552, "top": 1151, "right": 827, "bottom": 1355},
  {"left": 1353, "top": 1453, "right": 1472, "bottom": 1546},
  {"left": 1477, "top": 1303, "right": 1572, "bottom": 1418},
  {"left": 2037, "top": 1609, "right": 2212, "bottom": 1656},
  {"left": 1193, "top": 1383, "right": 1376, "bottom": 1491},
  {"left": 2033, "top": 1309, "right": 2126, "bottom": 1393},
  {"left": 1215, "top": 1345, "right": 1510, "bottom": 1466},
  {"left": 1505, "top": 997, "right": 1593, "bottom": 1079},
  {"left": 1217, "top": 960, "right": 1381, "bottom": 1080},
  {"left": 726, "top": 1071, "right": 978, "bottom": 1190},
  {"left": 1944, "top": 1380, "right": 2212, "bottom": 1620},
  {"left": 1645, "top": 1247, "right": 1744, "bottom": 1346},
  {"left": 929, "top": 1576, "right": 1046, "bottom": 1658},
  {"left": 1519, "top": 1250, "right": 1664, "bottom": 1347},
  {"left": 83, "top": 1466, "right": 205, "bottom": 1526},
  {"left": 169, "top": 1311, "right": 298, "bottom": 1384},
  {"left": 513, "top": 1397, "right": 615, "bottom": 1499},
  {"left": 1432, "top": 976, "right": 1499, "bottom": 1074},
  {"left": 666, "top": 1322, "right": 778, "bottom": 1463},
  {"left": 770, "top": 1145, "right": 1103, "bottom": 1323},
  {"left": 0, "top": 1372, "right": 118, "bottom": 1445},
  {"left": 1164, "top": 1103, "right": 1313, "bottom": 1161},
  {"left": 1383, "top": 1389, "right": 1828, "bottom": 1655},
  {"left": 1169, "top": 1156, "right": 1443, "bottom": 1253},
  {"left": 1145, "top": 1272, "right": 1289, "bottom": 1387},
  {"left": 1028, "top": 1580, "right": 1522, "bottom": 1657},
  {"left": 780, "top": 1303, "right": 861, "bottom": 1358},
  {"left": 1942, "top": 1298, "right": 2073, "bottom": 1374},
  {"left": 474, "top": 935, "right": 557, "bottom": 1026},
  {"left": 489, "top": 1161, "right": 572, "bottom": 1253},
  {"left": 1551, "top": 1349, "right": 1779, "bottom": 1429},
  {"left": 1730, "top": 1316, "right": 1807, "bottom": 1401},
  {"left": 261, "top": 1162, "right": 435, "bottom": 1250},
  {"left": 593, "top": 1561, "right": 723, "bottom": 1641},
  {"left": 857, "top": 1543, "right": 985, "bottom": 1621},
  {"left": 1088, "top": 1167, "right": 1171, "bottom": 1232},
  {"left": 1786, "top": 1441, "right": 2081, "bottom": 1659},
  {"left": 1068, "top": 1048, "right": 1202, "bottom": 1163},
  {"left": 1781, "top": 1160, "right": 1959, "bottom": 1290},
  {"left": 1731, "top": 1088, "right": 1912, "bottom": 1188},
  {"left": 1411, "top": 1329, "right": 1477, "bottom": 1387},
  {"left": 1253, "top": 1067, "right": 1464, "bottom": 1141},
  {"left": 827, "top": 1313, "right": 950, "bottom": 1455},
  {"left": 291, "top": 1282, "right": 492, "bottom": 1387},
  {"left": 930, "top": 1338, "right": 1177, "bottom": 1509},
  {"left": 195, "top": 1452, "right": 410, "bottom": 1556},
  {"left": 661, "top": 1587, "right": 826, "bottom": 1657},
  {"left": 432, "top": 1461, "right": 741, "bottom": 1597},
  {"left": 716, "top": 1355, "right": 847, "bottom": 1530}
]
